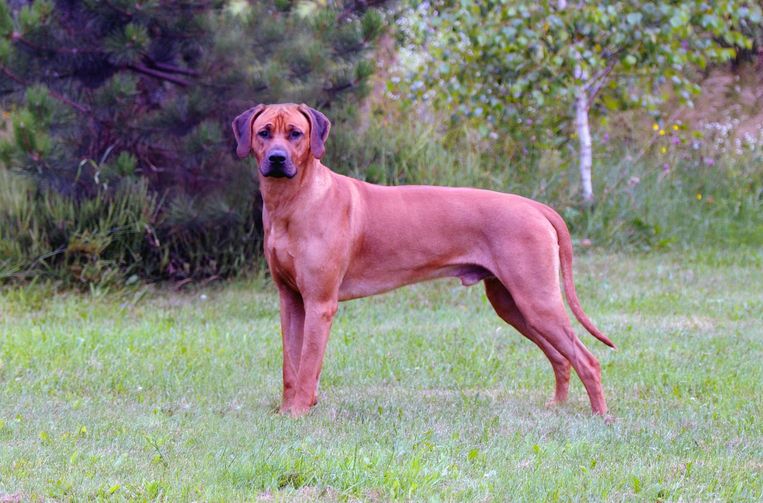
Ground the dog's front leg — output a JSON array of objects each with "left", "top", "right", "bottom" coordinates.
[
  {"left": 285, "top": 297, "right": 338, "bottom": 417},
  {"left": 277, "top": 285, "right": 305, "bottom": 413}
]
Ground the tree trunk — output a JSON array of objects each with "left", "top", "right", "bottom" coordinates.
[{"left": 575, "top": 86, "right": 594, "bottom": 203}]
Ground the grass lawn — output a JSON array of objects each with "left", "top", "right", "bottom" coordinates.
[{"left": 1, "top": 249, "right": 762, "bottom": 501}]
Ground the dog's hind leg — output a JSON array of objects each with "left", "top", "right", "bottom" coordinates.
[
  {"left": 484, "top": 278, "right": 571, "bottom": 406},
  {"left": 523, "top": 309, "right": 608, "bottom": 416},
  {"left": 501, "top": 276, "right": 608, "bottom": 416},
  {"left": 490, "top": 228, "right": 608, "bottom": 416}
]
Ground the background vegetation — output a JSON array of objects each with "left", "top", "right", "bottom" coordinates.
[
  {"left": 0, "top": 0, "right": 761, "bottom": 290},
  {"left": 1, "top": 2, "right": 762, "bottom": 501},
  {"left": 399, "top": 0, "right": 762, "bottom": 203},
  {"left": 0, "top": 0, "right": 384, "bottom": 285}
]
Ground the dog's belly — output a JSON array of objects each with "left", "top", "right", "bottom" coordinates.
[
  {"left": 335, "top": 184, "right": 523, "bottom": 300},
  {"left": 337, "top": 263, "right": 494, "bottom": 300}
]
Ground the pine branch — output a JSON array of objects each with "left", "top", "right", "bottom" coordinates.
[
  {"left": 0, "top": 66, "right": 91, "bottom": 114},
  {"left": 125, "top": 63, "right": 191, "bottom": 86},
  {"left": 11, "top": 32, "right": 101, "bottom": 55},
  {"left": 12, "top": 33, "right": 197, "bottom": 85},
  {"left": 104, "top": 0, "right": 133, "bottom": 18},
  {"left": 147, "top": 60, "right": 200, "bottom": 77},
  {"left": 12, "top": 33, "right": 200, "bottom": 87}
]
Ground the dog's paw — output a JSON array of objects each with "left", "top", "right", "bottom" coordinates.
[
  {"left": 287, "top": 404, "right": 312, "bottom": 418},
  {"left": 544, "top": 397, "right": 567, "bottom": 409},
  {"left": 279, "top": 400, "right": 314, "bottom": 418}
]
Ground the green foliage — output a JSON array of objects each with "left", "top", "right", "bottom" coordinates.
[
  {"left": 104, "top": 23, "right": 150, "bottom": 65},
  {"left": 215, "top": 1, "right": 383, "bottom": 105},
  {"left": 565, "top": 154, "right": 763, "bottom": 250},
  {"left": 0, "top": 0, "right": 12, "bottom": 37},
  {"left": 0, "top": 163, "right": 265, "bottom": 286},
  {"left": 325, "top": 118, "right": 479, "bottom": 186},
  {"left": 361, "top": 9, "right": 384, "bottom": 41},
  {"left": 400, "top": 1, "right": 762, "bottom": 143},
  {"left": 0, "top": 0, "right": 386, "bottom": 285},
  {"left": 0, "top": 169, "right": 154, "bottom": 286}
]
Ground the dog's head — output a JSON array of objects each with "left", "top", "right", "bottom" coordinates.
[{"left": 232, "top": 103, "right": 331, "bottom": 179}]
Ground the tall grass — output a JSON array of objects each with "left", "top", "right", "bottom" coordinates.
[
  {"left": 570, "top": 152, "right": 763, "bottom": 249},
  {"left": 0, "top": 170, "right": 153, "bottom": 286},
  {"left": 0, "top": 166, "right": 262, "bottom": 287}
]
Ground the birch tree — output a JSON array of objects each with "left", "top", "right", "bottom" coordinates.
[{"left": 406, "top": 1, "right": 761, "bottom": 202}]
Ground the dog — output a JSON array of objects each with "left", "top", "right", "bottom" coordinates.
[{"left": 232, "top": 103, "right": 615, "bottom": 418}]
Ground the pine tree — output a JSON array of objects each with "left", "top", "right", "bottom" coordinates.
[{"left": 0, "top": 0, "right": 384, "bottom": 282}]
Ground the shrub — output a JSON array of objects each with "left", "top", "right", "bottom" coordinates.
[{"left": 0, "top": 169, "right": 154, "bottom": 285}]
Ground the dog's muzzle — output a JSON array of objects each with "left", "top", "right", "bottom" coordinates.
[{"left": 260, "top": 149, "right": 297, "bottom": 179}]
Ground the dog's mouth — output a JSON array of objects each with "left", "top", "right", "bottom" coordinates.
[{"left": 260, "top": 161, "right": 297, "bottom": 179}]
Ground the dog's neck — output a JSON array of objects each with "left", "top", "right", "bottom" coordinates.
[{"left": 259, "top": 157, "right": 332, "bottom": 220}]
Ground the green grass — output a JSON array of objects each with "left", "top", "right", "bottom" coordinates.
[{"left": 1, "top": 249, "right": 762, "bottom": 501}]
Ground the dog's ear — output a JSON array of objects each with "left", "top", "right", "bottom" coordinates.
[
  {"left": 298, "top": 104, "right": 331, "bottom": 159},
  {"left": 232, "top": 104, "right": 265, "bottom": 158}
]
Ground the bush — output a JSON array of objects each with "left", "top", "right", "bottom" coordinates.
[{"left": 0, "top": 168, "right": 154, "bottom": 286}]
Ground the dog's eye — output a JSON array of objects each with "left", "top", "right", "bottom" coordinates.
[
  {"left": 258, "top": 130, "right": 270, "bottom": 139},
  {"left": 289, "top": 130, "right": 303, "bottom": 140}
]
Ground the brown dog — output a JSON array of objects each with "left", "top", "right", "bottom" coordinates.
[{"left": 232, "top": 103, "right": 615, "bottom": 418}]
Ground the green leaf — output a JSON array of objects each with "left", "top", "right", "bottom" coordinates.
[
  {"left": 626, "top": 12, "right": 642, "bottom": 25},
  {"left": 632, "top": 476, "right": 642, "bottom": 493},
  {"left": 602, "top": 94, "right": 620, "bottom": 111}
]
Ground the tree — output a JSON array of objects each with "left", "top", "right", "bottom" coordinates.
[
  {"left": 404, "top": 0, "right": 761, "bottom": 202},
  {"left": 0, "top": 0, "right": 384, "bottom": 282}
]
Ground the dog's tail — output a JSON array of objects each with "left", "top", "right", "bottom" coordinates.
[{"left": 535, "top": 202, "right": 616, "bottom": 349}]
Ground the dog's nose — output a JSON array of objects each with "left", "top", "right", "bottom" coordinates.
[{"left": 268, "top": 150, "right": 287, "bottom": 164}]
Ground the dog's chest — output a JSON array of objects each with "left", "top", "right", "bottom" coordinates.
[{"left": 265, "top": 223, "right": 298, "bottom": 282}]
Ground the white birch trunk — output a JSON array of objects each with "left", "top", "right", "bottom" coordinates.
[
  {"left": 573, "top": 38, "right": 594, "bottom": 204},
  {"left": 575, "top": 87, "right": 594, "bottom": 203}
]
